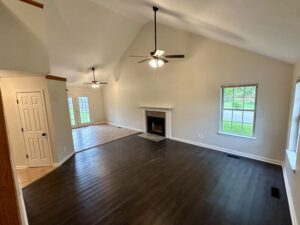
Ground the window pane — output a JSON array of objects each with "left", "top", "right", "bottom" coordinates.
[
  {"left": 68, "top": 97, "right": 76, "bottom": 126},
  {"left": 232, "top": 110, "right": 243, "bottom": 123},
  {"left": 234, "top": 87, "right": 244, "bottom": 98},
  {"left": 243, "top": 111, "right": 254, "bottom": 124},
  {"left": 223, "top": 121, "right": 232, "bottom": 132},
  {"left": 224, "top": 88, "right": 233, "bottom": 98},
  {"left": 244, "top": 98, "right": 255, "bottom": 110},
  {"left": 231, "top": 122, "right": 242, "bottom": 134},
  {"left": 233, "top": 98, "right": 243, "bottom": 109},
  {"left": 78, "top": 96, "right": 91, "bottom": 124},
  {"left": 224, "top": 98, "right": 233, "bottom": 109},
  {"left": 242, "top": 124, "right": 254, "bottom": 136},
  {"left": 223, "top": 110, "right": 232, "bottom": 121},
  {"left": 244, "top": 86, "right": 256, "bottom": 98}
]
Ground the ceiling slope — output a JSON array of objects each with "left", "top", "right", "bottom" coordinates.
[
  {"left": 93, "top": 0, "right": 300, "bottom": 64},
  {"left": 44, "top": 0, "right": 143, "bottom": 85},
  {"left": 42, "top": 0, "right": 300, "bottom": 85}
]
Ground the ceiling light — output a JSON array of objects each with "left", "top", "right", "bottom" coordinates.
[
  {"left": 149, "top": 58, "right": 164, "bottom": 68},
  {"left": 92, "top": 83, "right": 99, "bottom": 88}
]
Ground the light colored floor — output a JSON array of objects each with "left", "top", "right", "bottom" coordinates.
[
  {"left": 72, "top": 124, "right": 139, "bottom": 152},
  {"left": 16, "top": 167, "right": 55, "bottom": 188}
]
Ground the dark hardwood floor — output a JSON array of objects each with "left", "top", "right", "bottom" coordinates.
[{"left": 23, "top": 135, "right": 292, "bottom": 225}]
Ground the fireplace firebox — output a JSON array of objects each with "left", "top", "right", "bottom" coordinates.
[{"left": 146, "top": 111, "right": 166, "bottom": 137}]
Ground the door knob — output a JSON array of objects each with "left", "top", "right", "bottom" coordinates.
[{"left": 42, "top": 133, "right": 47, "bottom": 136}]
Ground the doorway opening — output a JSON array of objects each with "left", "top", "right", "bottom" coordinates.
[{"left": 68, "top": 95, "right": 91, "bottom": 127}]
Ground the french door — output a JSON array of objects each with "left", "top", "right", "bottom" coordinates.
[{"left": 68, "top": 95, "right": 92, "bottom": 128}]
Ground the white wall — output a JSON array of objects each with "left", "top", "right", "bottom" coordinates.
[
  {"left": 68, "top": 86, "right": 105, "bottom": 124},
  {"left": 103, "top": 23, "right": 293, "bottom": 162},
  {"left": 47, "top": 80, "right": 74, "bottom": 163},
  {"left": 0, "top": 71, "right": 74, "bottom": 166},
  {"left": 0, "top": 0, "right": 50, "bottom": 74},
  {"left": 0, "top": 73, "right": 50, "bottom": 166},
  {"left": 284, "top": 61, "right": 300, "bottom": 225}
]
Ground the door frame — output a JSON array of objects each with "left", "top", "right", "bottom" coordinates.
[
  {"left": 68, "top": 94, "right": 93, "bottom": 128},
  {"left": 0, "top": 88, "right": 22, "bottom": 225},
  {"left": 15, "top": 89, "right": 53, "bottom": 167}
]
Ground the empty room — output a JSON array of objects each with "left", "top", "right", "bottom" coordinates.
[{"left": 1, "top": 0, "right": 300, "bottom": 225}]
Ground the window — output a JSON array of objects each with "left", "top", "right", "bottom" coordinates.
[
  {"left": 220, "top": 85, "right": 257, "bottom": 137},
  {"left": 286, "top": 81, "right": 300, "bottom": 170},
  {"left": 78, "top": 96, "right": 91, "bottom": 124},
  {"left": 68, "top": 97, "right": 76, "bottom": 126}
]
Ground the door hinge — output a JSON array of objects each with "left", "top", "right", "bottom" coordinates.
[
  {"left": 26, "top": 154, "right": 29, "bottom": 159},
  {"left": 16, "top": 99, "right": 19, "bottom": 104},
  {"left": 21, "top": 128, "right": 24, "bottom": 132}
]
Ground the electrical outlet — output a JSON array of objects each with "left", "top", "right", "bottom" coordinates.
[{"left": 198, "top": 133, "right": 204, "bottom": 139}]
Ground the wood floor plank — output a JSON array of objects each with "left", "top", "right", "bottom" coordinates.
[{"left": 23, "top": 135, "right": 292, "bottom": 225}]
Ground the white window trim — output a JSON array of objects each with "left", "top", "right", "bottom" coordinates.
[
  {"left": 286, "top": 149, "right": 297, "bottom": 171},
  {"left": 218, "top": 131, "right": 257, "bottom": 140},
  {"left": 219, "top": 84, "right": 258, "bottom": 138}
]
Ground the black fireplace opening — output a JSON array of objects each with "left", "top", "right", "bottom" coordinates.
[{"left": 146, "top": 111, "right": 166, "bottom": 137}]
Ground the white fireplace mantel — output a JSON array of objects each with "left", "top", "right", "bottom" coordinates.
[
  {"left": 139, "top": 105, "right": 173, "bottom": 111},
  {"left": 139, "top": 105, "right": 173, "bottom": 138}
]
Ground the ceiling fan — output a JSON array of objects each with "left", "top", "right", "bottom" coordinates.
[
  {"left": 83, "top": 67, "right": 107, "bottom": 88},
  {"left": 129, "top": 6, "right": 185, "bottom": 68}
]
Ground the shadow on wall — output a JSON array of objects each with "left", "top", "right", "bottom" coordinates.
[{"left": 0, "top": 1, "right": 50, "bottom": 73}]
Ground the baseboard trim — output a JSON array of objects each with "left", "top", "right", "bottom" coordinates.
[
  {"left": 104, "top": 122, "right": 282, "bottom": 165},
  {"left": 106, "top": 122, "right": 143, "bottom": 132},
  {"left": 93, "top": 121, "right": 106, "bottom": 125},
  {"left": 171, "top": 136, "right": 283, "bottom": 166},
  {"left": 283, "top": 163, "right": 299, "bottom": 225},
  {"left": 16, "top": 165, "right": 28, "bottom": 169},
  {"left": 53, "top": 151, "right": 75, "bottom": 167}
]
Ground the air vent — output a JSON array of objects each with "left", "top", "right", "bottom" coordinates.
[
  {"left": 271, "top": 187, "right": 280, "bottom": 199},
  {"left": 227, "top": 154, "right": 240, "bottom": 159}
]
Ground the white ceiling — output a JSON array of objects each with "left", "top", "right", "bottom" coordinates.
[
  {"left": 93, "top": 0, "right": 300, "bottom": 63},
  {"left": 44, "top": 0, "right": 300, "bottom": 85},
  {"left": 44, "top": 0, "right": 142, "bottom": 85}
]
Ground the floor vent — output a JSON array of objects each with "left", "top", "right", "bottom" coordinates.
[
  {"left": 227, "top": 154, "right": 240, "bottom": 159},
  {"left": 271, "top": 187, "right": 281, "bottom": 199}
]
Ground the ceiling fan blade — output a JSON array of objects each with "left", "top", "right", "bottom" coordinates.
[
  {"left": 83, "top": 83, "right": 92, "bottom": 85},
  {"left": 129, "top": 55, "right": 149, "bottom": 58},
  {"left": 164, "top": 54, "right": 185, "bottom": 58},
  {"left": 99, "top": 82, "right": 108, "bottom": 85},
  {"left": 161, "top": 58, "right": 169, "bottom": 63},
  {"left": 138, "top": 59, "right": 151, "bottom": 63},
  {"left": 19, "top": 0, "right": 44, "bottom": 9}
]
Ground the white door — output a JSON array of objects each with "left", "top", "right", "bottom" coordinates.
[
  {"left": 17, "top": 91, "right": 52, "bottom": 167},
  {"left": 68, "top": 95, "right": 92, "bottom": 128}
]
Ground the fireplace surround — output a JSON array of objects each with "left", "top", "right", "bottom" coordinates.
[{"left": 140, "top": 105, "right": 173, "bottom": 138}]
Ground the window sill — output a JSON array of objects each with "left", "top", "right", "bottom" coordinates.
[
  {"left": 286, "top": 150, "right": 297, "bottom": 171},
  {"left": 218, "top": 131, "right": 256, "bottom": 140}
]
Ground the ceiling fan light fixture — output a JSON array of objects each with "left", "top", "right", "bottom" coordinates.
[
  {"left": 149, "top": 58, "right": 164, "bottom": 68},
  {"left": 92, "top": 83, "right": 99, "bottom": 88}
]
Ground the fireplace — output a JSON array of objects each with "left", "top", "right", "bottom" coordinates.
[{"left": 146, "top": 111, "right": 166, "bottom": 137}]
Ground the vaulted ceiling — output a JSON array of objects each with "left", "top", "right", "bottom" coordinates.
[{"left": 43, "top": 0, "right": 300, "bottom": 85}]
